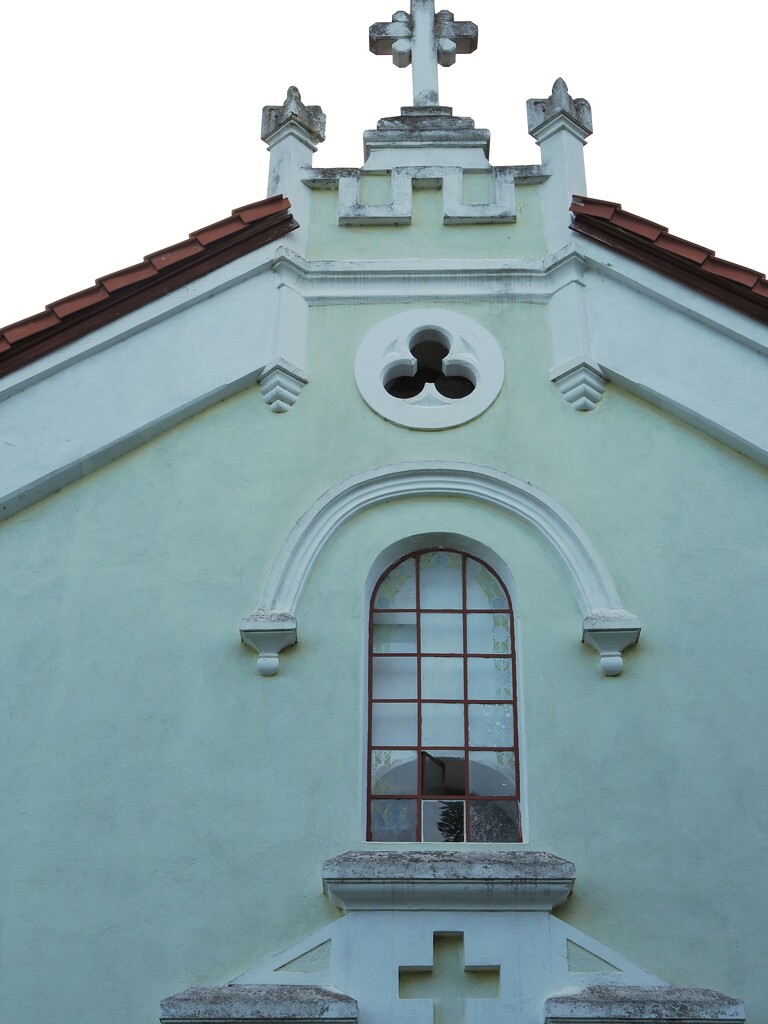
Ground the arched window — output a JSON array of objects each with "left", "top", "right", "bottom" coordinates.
[{"left": 367, "top": 549, "right": 521, "bottom": 843}]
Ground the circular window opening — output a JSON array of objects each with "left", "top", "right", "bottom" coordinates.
[{"left": 384, "top": 330, "right": 476, "bottom": 400}]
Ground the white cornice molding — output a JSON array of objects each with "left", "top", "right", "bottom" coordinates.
[
  {"left": 268, "top": 244, "right": 581, "bottom": 304},
  {"left": 239, "top": 462, "right": 640, "bottom": 676}
]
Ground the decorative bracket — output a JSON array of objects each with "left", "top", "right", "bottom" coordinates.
[
  {"left": 239, "top": 612, "right": 298, "bottom": 676},
  {"left": 582, "top": 611, "right": 642, "bottom": 676},
  {"left": 258, "top": 358, "right": 308, "bottom": 413},
  {"left": 551, "top": 358, "right": 607, "bottom": 411}
]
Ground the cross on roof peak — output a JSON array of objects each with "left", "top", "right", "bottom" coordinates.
[{"left": 370, "top": 0, "right": 478, "bottom": 108}]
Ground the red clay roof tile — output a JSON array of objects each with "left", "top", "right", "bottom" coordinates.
[
  {"left": 0, "top": 195, "right": 296, "bottom": 378},
  {"left": 192, "top": 217, "right": 247, "bottom": 246},
  {"left": 146, "top": 238, "right": 206, "bottom": 269},
  {"left": 4, "top": 310, "right": 62, "bottom": 345},
  {"left": 570, "top": 196, "right": 768, "bottom": 324},
  {"left": 653, "top": 234, "right": 713, "bottom": 264},
  {"left": 48, "top": 285, "right": 110, "bottom": 318},
  {"left": 700, "top": 256, "right": 762, "bottom": 288},
  {"left": 610, "top": 211, "right": 664, "bottom": 241},
  {"left": 97, "top": 262, "right": 158, "bottom": 293}
]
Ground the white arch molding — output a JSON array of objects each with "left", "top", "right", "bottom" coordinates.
[{"left": 239, "top": 463, "right": 641, "bottom": 676}]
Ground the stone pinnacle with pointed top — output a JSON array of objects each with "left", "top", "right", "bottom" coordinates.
[
  {"left": 261, "top": 86, "right": 326, "bottom": 146},
  {"left": 527, "top": 78, "right": 593, "bottom": 140}
]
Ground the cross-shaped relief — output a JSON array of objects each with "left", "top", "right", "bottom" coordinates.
[
  {"left": 370, "top": 0, "right": 478, "bottom": 107},
  {"left": 399, "top": 933, "right": 500, "bottom": 1024}
]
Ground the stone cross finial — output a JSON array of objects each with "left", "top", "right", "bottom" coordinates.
[{"left": 370, "top": 0, "right": 478, "bottom": 107}]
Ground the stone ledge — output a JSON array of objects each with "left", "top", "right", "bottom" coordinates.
[
  {"left": 160, "top": 986, "right": 358, "bottom": 1023},
  {"left": 322, "top": 850, "right": 575, "bottom": 912},
  {"left": 545, "top": 986, "right": 745, "bottom": 1023}
]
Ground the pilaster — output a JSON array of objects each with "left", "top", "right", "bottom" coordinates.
[
  {"left": 527, "top": 78, "right": 592, "bottom": 254},
  {"left": 261, "top": 87, "right": 326, "bottom": 254}
]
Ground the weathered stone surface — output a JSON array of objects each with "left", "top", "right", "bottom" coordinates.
[
  {"left": 322, "top": 850, "right": 575, "bottom": 912},
  {"left": 545, "top": 986, "right": 745, "bottom": 1022},
  {"left": 261, "top": 87, "right": 326, "bottom": 145},
  {"left": 527, "top": 78, "right": 593, "bottom": 138},
  {"left": 160, "top": 985, "right": 358, "bottom": 1022},
  {"left": 323, "top": 849, "right": 575, "bottom": 881}
]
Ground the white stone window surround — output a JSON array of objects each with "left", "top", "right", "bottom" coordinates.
[
  {"left": 239, "top": 462, "right": 641, "bottom": 677},
  {"left": 354, "top": 309, "right": 504, "bottom": 429},
  {"left": 360, "top": 533, "right": 529, "bottom": 846}
]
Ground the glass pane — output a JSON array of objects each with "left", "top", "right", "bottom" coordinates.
[
  {"left": 422, "top": 751, "right": 466, "bottom": 795},
  {"left": 420, "top": 551, "right": 463, "bottom": 609},
  {"left": 466, "top": 558, "right": 508, "bottom": 609},
  {"left": 469, "top": 800, "right": 520, "bottom": 842},
  {"left": 421, "top": 612, "right": 463, "bottom": 653},
  {"left": 423, "top": 800, "right": 465, "bottom": 842},
  {"left": 467, "top": 658, "right": 512, "bottom": 700},
  {"left": 422, "top": 702, "right": 465, "bottom": 746},
  {"left": 370, "top": 799, "right": 417, "bottom": 841},
  {"left": 372, "top": 656, "right": 417, "bottom": 699},
  {"left": 374, "top": 558, "right": 416, "bottom": 608},
  {"left": 372, "top": 702, "right": 417, "bottom": 746},
  {"left": 469, "top": 751, "right": 517, "bottom": 797},
  {"left": 371, "top": 750, "right": 418, "bottom": 795},
  {"left": 372, "top": 612, "right": 417, "bottom": 653},
  {"left": 466, "top": 613, "right": 511, "bottom": 655},
  {"left": 422, "top": 656, "right": 464, "bottom": 699},
  {"left": 468, "top": 703, "right": 513, "bottom": 747}
]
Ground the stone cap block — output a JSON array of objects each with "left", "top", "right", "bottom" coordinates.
[
  {"left": 545, "top": 986, "right": 745, "bottom": 1023},
  {"left": 323, "top": 850, "right": 575, "bottom": 912},
  {"left": 160, "top": 985, "right": 358, "bottom": 1023}
]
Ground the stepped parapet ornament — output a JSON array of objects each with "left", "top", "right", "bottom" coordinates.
[
  {"left": 370, "top": 0, "right": 478, "bottom": 107},
  {"left": 527, "top": 78, "right": 593, "bottom": 142}
]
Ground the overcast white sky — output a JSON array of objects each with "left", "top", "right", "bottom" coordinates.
[{"left": 1, "top": 0, "right": 766, "bottom": 327}]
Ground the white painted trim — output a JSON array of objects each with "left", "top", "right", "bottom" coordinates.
[
  {"left": 269, "top": 244, "right": 572, "bottom": 304},
  {"left": 242, "top": 463, "right": 639, "bottom": 675}
]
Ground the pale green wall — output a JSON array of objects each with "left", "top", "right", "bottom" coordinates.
[
  {"left": 2, "top": 238, "right": 767, "bottom": 1022},
  {"left": 307, "top": 182, "right": 546, "bottom": 261}
]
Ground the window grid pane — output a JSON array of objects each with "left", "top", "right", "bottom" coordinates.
[{"left": 368, "top": 549, "right": 520, "bottom": 843}]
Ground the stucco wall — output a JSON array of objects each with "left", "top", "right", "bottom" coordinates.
[{"left": 2, "top": 277, "right": 766, "bottom": 1023}]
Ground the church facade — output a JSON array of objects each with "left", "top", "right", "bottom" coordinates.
[{"left": 1, "top": 3, "right": 766, "bottom": 1023}]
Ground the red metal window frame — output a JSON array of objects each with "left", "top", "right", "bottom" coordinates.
[{"left": 366, "top": 548, "right": 521, "bottom": 843}]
